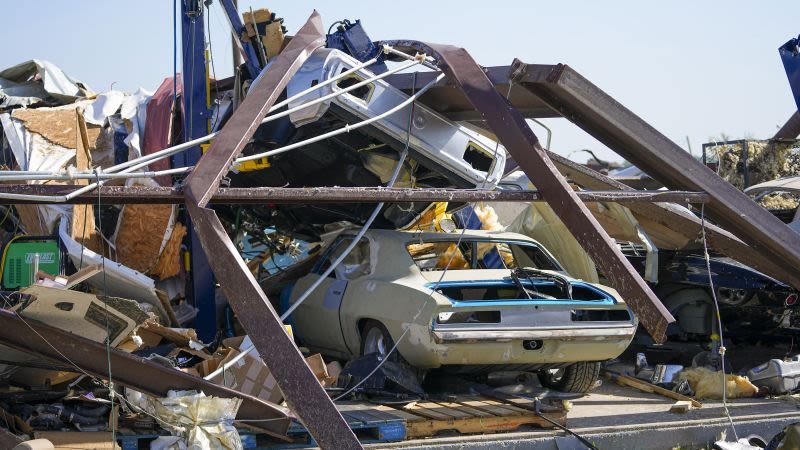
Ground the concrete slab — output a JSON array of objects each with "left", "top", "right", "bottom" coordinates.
[{"left": 368, "top": 382, "right": 800, "bottom": 450}]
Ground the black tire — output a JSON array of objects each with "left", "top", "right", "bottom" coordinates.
[{"left": 538, "top": 361, "right": 600, "bottom": 393}]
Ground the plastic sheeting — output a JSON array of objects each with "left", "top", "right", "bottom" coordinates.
[
  {"left": 127, "top": 390, "right": 243, "bottom": 450},
  {"left": 0, "top": 59, "right": 92, "bottom": 109}
]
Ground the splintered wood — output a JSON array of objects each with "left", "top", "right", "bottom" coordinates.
[
  {"left": 151, "top": 222, "right": 186, "bottom": 279},
  {"left": 115, "top": 199, "right": 173, "bottom": 275},
  {"left": 70, "top": 110, "right": 101, "bottom": 253}
]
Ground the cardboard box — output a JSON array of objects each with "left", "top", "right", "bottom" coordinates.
[{"left": 205, "top": 333, "right": 328, "bottom": 405}]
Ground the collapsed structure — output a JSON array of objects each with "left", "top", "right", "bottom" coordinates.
[{"left": 0, "top": 4, "right": 799, "bottom": 449}]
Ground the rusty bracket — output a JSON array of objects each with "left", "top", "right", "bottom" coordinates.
[
  {"left": 0, "top": 309, "right": 291, "bottom": 437},
  {"left": 182, "top": 10, "right": 362, "bottom": 450},
  {"left": 383, "top": 40, "right": 674, "bottom": 342}
]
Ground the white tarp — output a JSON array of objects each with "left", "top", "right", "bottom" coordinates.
[{"left": 0, "top": 59, "right": 92, "bottom": 109}]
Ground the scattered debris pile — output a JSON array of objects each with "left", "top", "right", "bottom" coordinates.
[{"left": 0, "top": 3, "right": 800, "bottom": 450}]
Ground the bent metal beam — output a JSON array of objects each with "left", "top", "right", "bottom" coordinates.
[
  {"left": 182, "top": 11, "right": 362, "bottom": 450},
  {"left": 0, "top": 185, "right": 709, "bottom": 205},
  {"left": 510, "top": 61, "right": 800, "bottom": 291},
  {"left": 384, "top": 40, "right": 674, "bottom": 342}
]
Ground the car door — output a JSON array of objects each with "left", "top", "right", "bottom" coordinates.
[{"left": 289, "top": 236, "right": 371, "bottom": 356}]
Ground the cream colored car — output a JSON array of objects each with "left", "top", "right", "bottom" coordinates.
[{"left": 283, "top": 229, "right": 637, "bottom": 392}]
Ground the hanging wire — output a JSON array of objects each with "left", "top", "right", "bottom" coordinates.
[
  {"left": 95, "top": 170, "right": 117, "bottom": 445},
  {"left": 699, "top": 202, "right": 738, "bottom": 440}
]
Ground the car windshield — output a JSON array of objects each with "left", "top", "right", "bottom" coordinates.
[{"left": 406, "top": 239, "right": 562, "bottom": 271}]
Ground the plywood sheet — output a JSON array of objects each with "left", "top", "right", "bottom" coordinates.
[
  {"left": 12, "top": 107, "right": 105, "bottom": 151},
  {"left": 115, "top": 195, "right": 173, "bottom": 274},
  {"left": 151, "top": 222, "right": 186, "bottom": 279}
]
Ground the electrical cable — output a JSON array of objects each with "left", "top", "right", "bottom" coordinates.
[{"left": 700, "top": 202, "right": 738, "bottom": 440}]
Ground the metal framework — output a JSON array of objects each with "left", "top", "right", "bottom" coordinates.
[
  {"left": 383, "top": 63, "right": 800, "bottom": 291},
  {"left": 508, "top": 61, "right": 800, "bottom": 288}
]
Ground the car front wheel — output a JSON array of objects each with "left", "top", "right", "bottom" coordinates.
[{"left": 538, "top": 361, "right": 600, "bottom": 393}]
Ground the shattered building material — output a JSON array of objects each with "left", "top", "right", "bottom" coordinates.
[
  {"left": 126, "top": 390, "right": 243, "bottom": 450},
  {"left": 677, "top": 367, "right": 758, "bottom": 400},
  {"left": 17, "top": 286, "right": 149, "bottom": 347},
  {"left": 703, "top": 139, "right": 800, "bottom": 190},
  {"left": 0, "top": 309, "right": 291, "bottom": 436},
  {"left": 112, "top": 180, "right": 175, "bottom": 274}
]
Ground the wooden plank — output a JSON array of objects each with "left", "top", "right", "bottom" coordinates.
[
  {"left": 456, "top": 397, "right": 527, "bottom": 416},
  {"left": 412, "top": 401, "right": 473, "bottom": 419},
  {"left": 472, "top": 397, "right": 535, "bottom": 415},
  {"left": 403, "top": 413, "right": 558, "bottom": 439},
  {"left": 433, "top": 400, "right": 494, "bottom": 418},
  {"left": 370, "top": 404, "right": 425, "bottom": 422},
  {"left": 401, "top": 402, "right": 457, "bottom": 421},
  {"left": 337, "top": 403, "right": 408, "bottom": 423}
]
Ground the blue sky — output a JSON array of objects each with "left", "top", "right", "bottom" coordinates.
[{"left": 1, "top": 1, "right": 797, "bottom": 164}]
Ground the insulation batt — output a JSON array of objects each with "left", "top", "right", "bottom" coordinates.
[{"left": 677, "top": 367, "right": 758, "bottom": 400}]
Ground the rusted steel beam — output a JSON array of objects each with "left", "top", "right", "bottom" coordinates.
[
  {"left": 0, "top": 309, "right": 291, "bottom": 437},
  {"left": 511, "top": 61, "right": 800, "bottom": 289},
  {"left": 385, "top": 63, "right": 800, "bottom": 289},
  {"left": 384, "top": 40, "right": 674, "bottom": 342},
  {"left": 182, "top": 11, "right": 362, "bottom": 449},
  {"left": 0, "top": 184, "right": 709, "bottom": 205},
  {"left": 548, "top": 152, "right": 800, "bottom": 290},
  {"left": 774, "top": 111, "right": 800, "bottom": 140}
]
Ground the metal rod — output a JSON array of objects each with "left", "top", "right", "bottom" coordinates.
[{"left": 0, "top": 185, "right": 710, "bottom": 205}]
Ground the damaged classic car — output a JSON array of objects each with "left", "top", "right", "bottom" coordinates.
[{"left": 282, "top": 229, "right": 637, "bottom": 393}]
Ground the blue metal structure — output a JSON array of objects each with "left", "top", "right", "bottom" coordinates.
[
  {"left": 326, "top": 19, "right": 387, "bottom": 72},
  {"left": 219, "top": 0, "right": 263, "bottom": 77},
  {"left": 180, "top": 0, "right": 216, "bottom": 341},
  {"left": 780, "top": 35, "right": 800, "bottom": 112}
]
